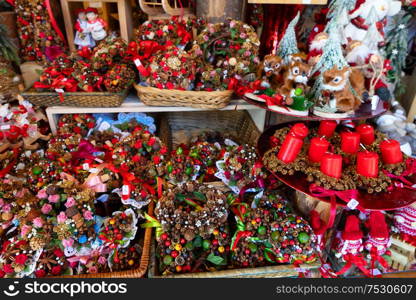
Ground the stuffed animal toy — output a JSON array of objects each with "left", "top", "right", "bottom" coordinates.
[
  {"left": 320, "top": 66, "right": 366, "bottom": 112},
  {"left": 279, "top": 59, "right": 311, "bottom": 105},
  {"left": 256, "top": 54, "right": 283, "bottom": 89}
]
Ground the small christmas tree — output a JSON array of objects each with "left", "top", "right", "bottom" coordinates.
[
  {"left": 384, "top": 13, "right": 411, "bottom": 95},
  {"left": 312, "top": 25, "right": 347, "bottom": 74},
  {"left": 363, "top": 7, "right": 384, "bottom": 51},
  {"left": 327, "top": 0, "right": 356, "bottom": 19},
  {"left": 277, "top": 12, "right": 300, "bottom": 64},
  {"left": 325, "top": 0, "right": 356, "bottom": 44},
  {"left": 312, "top": 25, "right": 348, "bottom": 98}
]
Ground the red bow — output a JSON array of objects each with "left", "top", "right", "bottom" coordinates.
[
  {"left": 369, "top": 247, "right": 389, "bottom": 271},
  {"left": 384, "top": 159, "right": 416, "bottom": 190},
  {"left": 309, "top": 184, "right": 363, "bottom": 211},
  {"left": 71, "top": 140, "right": 100, "bottom": 166},
  {"left": 265, "top": 94, "right": 284, "bottom": 107},
  {"left": 336, "top": 253, "right": 371, "bottom": 277}
]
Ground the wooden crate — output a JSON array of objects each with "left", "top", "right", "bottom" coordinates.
[{"left": 389, "top": 236, "right": 416, "bottom": 271}]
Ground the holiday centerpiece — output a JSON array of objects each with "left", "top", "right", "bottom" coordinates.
[
  {"left": 260, "top": 121, "right": 416, "bottom": 210},
  {"left": 22, "top": 35, "right": 135, "bottom": 107}
]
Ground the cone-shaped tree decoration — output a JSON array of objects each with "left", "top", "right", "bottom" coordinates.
[
  {"left": 312, "top": 24, "right": 348, "bottom": 97},
  {"left": 277, "top": 12, "right": 300, "bottom": 65}
]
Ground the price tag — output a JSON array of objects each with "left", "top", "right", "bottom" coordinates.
[
  {"left": 134, "top": 58, "right": 142, "bottom": 67},
  {"left": 55, "top": 89, "right": 64, "bottom": 93},
  {"left": 1, "top": 125, "right": 10, "bottom": 130},
  {"left": 302, "top": 0, "right": 312, "bottom": 3},
  {"left": 122, "top": 185, "right": 130, "bottom": 196},
  {"left": 89, "top": 168, "right": 99, "bottom": 174},
  {"left": 82, "top": 163, "right": 90, "bottom": 171},
  {"left": 347, "top": 199, "right": 359, "bottom": 210},
  {"left": 371, "top": 269, "right": 382, "bottom": 276}
]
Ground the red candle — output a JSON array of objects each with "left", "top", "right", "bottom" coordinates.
[
  {"left": 277, "top": 134, "right": 304, "bottom": 163},
  {"left": 341, "top": 132, "right": 360, "bottom": 154},
  {"left": 308, "top": 137, "right": 330, "bottom": 163},
  {"left": 357, "top": 151, "right": 379, "bottom": 178},
  {"left": 320, "top": 153, "right": 343, "bottom": 179},
  {"left": 290, "top": 123, "right": 309, "bottom": 139},
  {"left": 318, "top": 120, "right": 337, "bottom": 137},
  {"left": 380, "top": 139, "right": 403, "bottom": 164},
  {"left": 356, "top": 124, "right": 375, "bottom": 145}
]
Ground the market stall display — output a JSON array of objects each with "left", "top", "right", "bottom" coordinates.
[{"left": 1, "top": 0, "right": 416, "bottom": 279}]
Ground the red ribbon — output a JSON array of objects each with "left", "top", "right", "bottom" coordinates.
[
  {"left": 336, "top": 253, "right": 371, "bottom": 277},
  {"left": 44, "top": 0, "right": 67, "bottom": 46},
  {"left": 0, "top": 148, "right": 19, "bottom": 178},
  {"left": 231, "top": 231, "right": 252, "bottom": 251},
  {"left": 71, "top": 140, "right": 100, "bottom": 165},
  {"left": 265, "top": 94, "right": 285, "bottom": 108},
  {"left": 34, "top": 76, "right": 78, "bottom": 93},
  {"left": 384, "top": 159, "right": 416, "bottom": 190},
  {"left": 309, "top": 184, "right": 363, "bottom": 211},
  {"left": 369, "top": 247, "right": 389, "bottom": 271}
]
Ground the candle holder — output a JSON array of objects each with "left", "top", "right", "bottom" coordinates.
[{"left": 258, "top": 121, "right": 416, "bottom": 211}]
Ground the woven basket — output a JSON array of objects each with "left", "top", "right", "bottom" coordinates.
[
  {"left": 148, "top": 240, "right": 321, "bottom": 278},
  {"left": 21, "top": 88, "right": 129, "bottom": 107},
  {"left": 134, "top": 84, "right": 233, "bottom": 109},
  {"left": 158, "top": 110, "right": 261, "bottom": 151},
  {"left": 56, "top": 201, "right": 154, "bottom": 278}
]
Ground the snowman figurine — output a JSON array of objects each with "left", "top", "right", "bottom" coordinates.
[
  {"left": 85, "top": 7, "right": 107, "bottom": 43},
  {"left": 74, "top": 9, "right": 95, "bottom": 49}
]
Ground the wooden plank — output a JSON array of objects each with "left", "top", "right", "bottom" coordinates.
[
  {"left": 60, "top": 0, "right": 76, "bottom": 52},
  {"left": 45, "top": 96, "right": 266, "bottom": 134},
  {"left": 248, "top": 0, "right": 327, "bottom": 4},
  {"left": 407, "top": 94, "right": 416, "bottom": 122},
  {"left": 382, "top": 271, "right": 416, "bottom": 278},
  {"left": 117, "top": 0, "right": 133, "bottom": 42}
]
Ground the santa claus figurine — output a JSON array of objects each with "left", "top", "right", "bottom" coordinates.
[
  {"left": 394, "top": 204, "right": 416, "bottom": 246},
  {"left": 335, "top": 214, "right": 364, "bottom": 257},
  {"left": 74, "top": 8, "right": 95, "bottom": 49},
  {"left": 85, "top": 7, "right": 107, "bottom": 43},
  {"left": 307, "top": 8, "right": 329, "bottom": 46},
  {"left": 346, "top": 40, "right": 392, "bottom": 101},
  {"left": 364, "top": 211, "right": 391, "bottom": 256},
  {"left": 307, "top": 32, "right": 328, "bottom": 66},
  {"left": 344, "top": 0, "right": 402, "bottom": 43}
]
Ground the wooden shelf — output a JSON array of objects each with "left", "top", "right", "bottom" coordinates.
[
  {"left": 45, "top": 95, "right": 267, "bottom": 134},
  {"left": 248, "top": 0, "right": 327, "bottom": 4}
]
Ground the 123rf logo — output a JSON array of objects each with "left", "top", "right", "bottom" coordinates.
[{"left": 3, "top": 281, "right": 127, "bottom": 297}]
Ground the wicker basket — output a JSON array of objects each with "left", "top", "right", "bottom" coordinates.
[
  {"left": 21, "top": 88, "right": 129, "bottom": 107},
  {"left": 56, "top": 201, "right": 154, "bottom": 278},
  {"left": 148, "top": 241, "right": 321, "bottom": 278},
  {"left": 158, "top": 110, "right": 261, "bottom": 151},
  {"left": 134, "top": 84, "right": 233, "bottom": 109}
]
